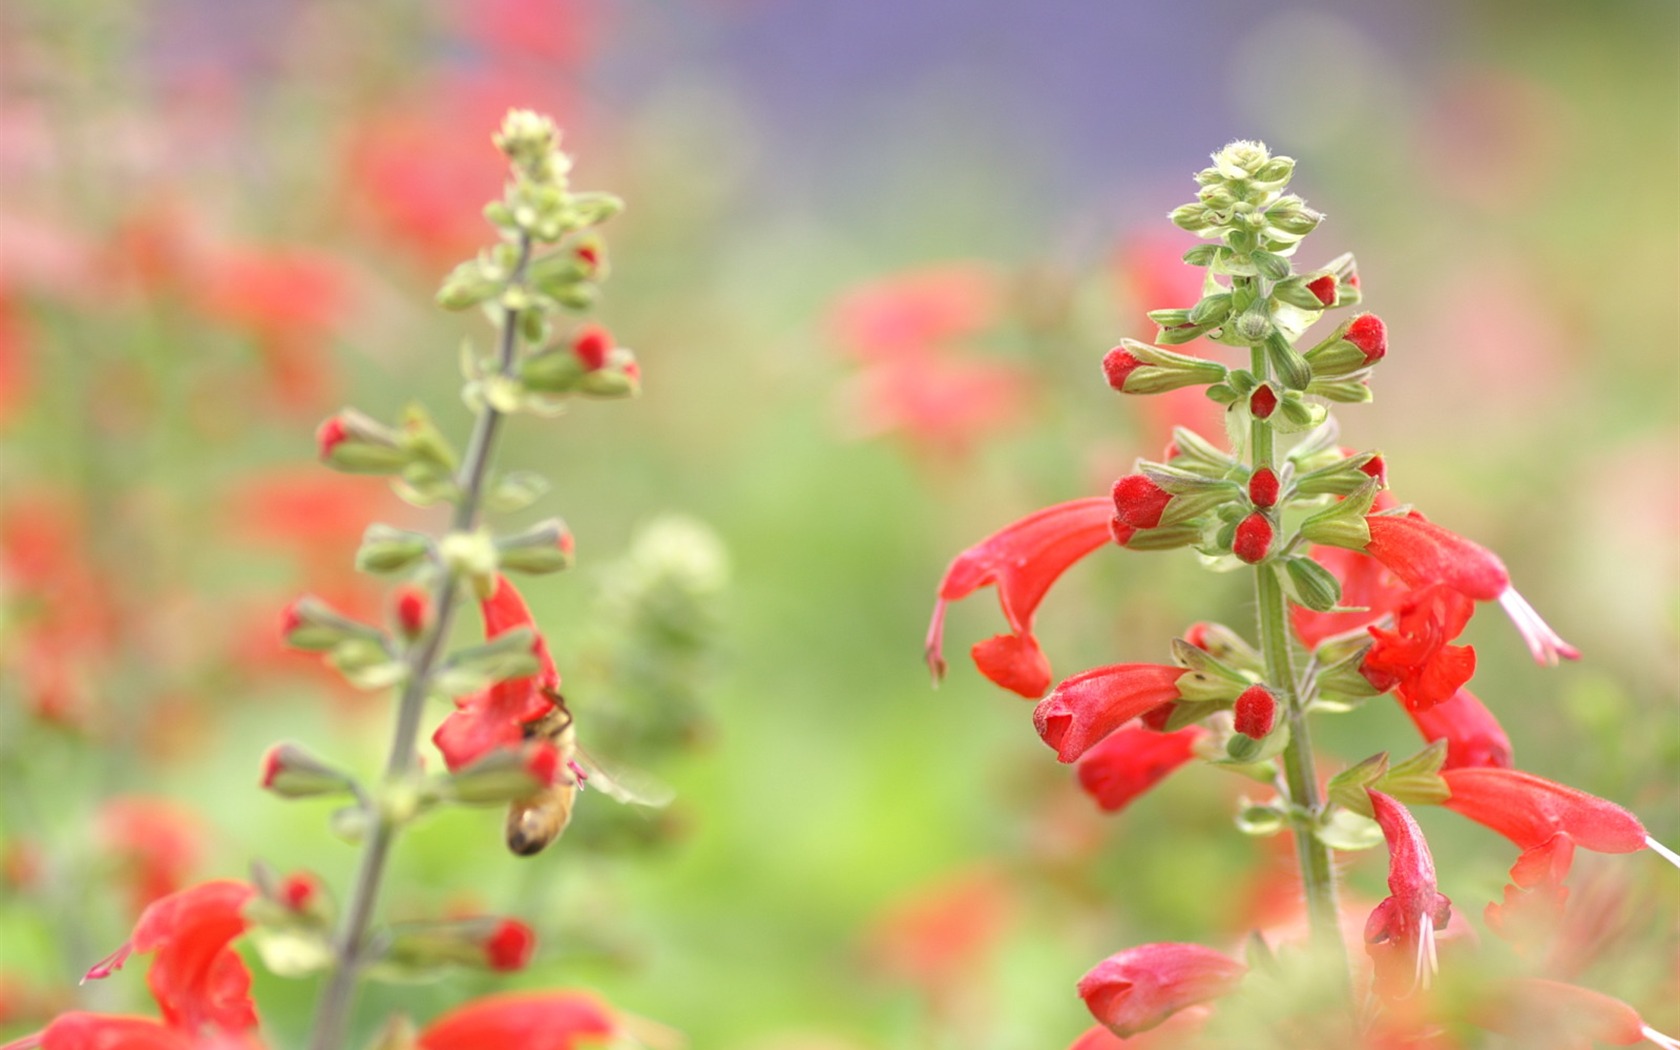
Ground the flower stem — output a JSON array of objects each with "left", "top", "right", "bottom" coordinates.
[
  {"left": 1248, "top": 343, "right": 1349, "bottom": 983},
  {"left": 307, "top": 234, "right": 533, "bottom": 1050}
]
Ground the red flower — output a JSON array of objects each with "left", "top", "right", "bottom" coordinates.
[
  {"left": 1078, "top": 942, "right": 1245, "bottom": 1038},
  {"left": 1075, "top": 724, "right": 1205, "bottom": 813},
  {"left": 416, "top": 991, "right": 619, "bottom": 1050},
  {"left": 863, "top": 867, "right": 1015, "bottom": 1004},
  {"left": 433, "top": 576, "right": 561, "bottom": 771},
  {"left": 1033, "top": 664, "right": 1188, "bottom": 762},
  {"left": 1364, "top": 512, "right": 1578, "bottom": 665},
  {"left": 1481, "top": 979, "right": 1680, "bottom": 1050},
  {"left": 1404, "top": 687, "right": 1512, "bottom": 770},
  {"left": 968, "top": 633, "right": 1053, "bottom": 700},
  {"left": 80, "top": 880, "right": 258, "bottom": 1037},
  {"left": 1364, "top": 790, "right": 1452, "bottom": 999},
  {"left": 826, "top": 264, "right": 1001, "bottom": 363},
  {"left": 1359, "top": 583, "right": 1477, "bottom": 712},
  {"left": 925, "top": 498, "right": 1114, "bottom": 698}
]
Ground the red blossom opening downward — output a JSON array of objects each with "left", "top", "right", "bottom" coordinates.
[
  {"left": 433, "top": 575, "right": 561, "bottom": 771},
  {"left": 1078, "top": 942, "right": 1245, "bottom": 1038}
]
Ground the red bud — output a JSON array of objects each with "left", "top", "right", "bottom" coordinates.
[
  {"left": 395, "top": 587, "right": 429, "bottom": 639},
  {"left": 483, "top": 919, "right": 536, "bottom": 972},
  {"left": 1305, "top": 274, "right": 1336, "bottom": 306},
  {"left": 315, "top": 417, "right": 348, "bottom": 461},
  {"left": 1112, "top": 474, "right": 1172, "bottom": 530},
  {"left": 1233, "top": 513, "right": 1273, "bottom": 564},
  {"left": 1248, "top": 468, "right": 1280, "bottom": 509},
  {"left": 1233, "top": 685, "right": 1276, "bottom": 738},
  {"left": 1249, "top": 384, "right": 1278, "bottom": 419},
  {"left": 1345, "top": 314, "right": 1387, "bottom": 364},
  {"left": 1102, "top": 346, "right": 1144, "bottom": 391},
  {"left": 572, "top": 325, "right": 611, "bottom": 371}
]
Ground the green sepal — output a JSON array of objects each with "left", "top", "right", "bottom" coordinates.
[
  {"left": 355, "top": 524, "right": 432, "bottom": 576},
  {"left": 1298, "top": 478, "right": 1378, "bottom": 549},
  {"left": 1250, "top": 250, "right": 1292, "bottom": 283},
  {"left": 1235, "top": 802, "right": 1288, "bottom": 837},
  {"left": 566, "top": 190, "right": 624, "bottom": 227},
  {"left": 485, "top": 470, "right": 552, "bottom": 514},
  {"left": 1161, "top": 699, "right": 1224, "bottom": 733},
  {"left": 1170, "top": 637, "right": 1253, "bottom": 685},
  {"left": 1182, "top": 244, "right": 1220, "bottom": 267},
  {"left": 1220, "top": 719, "right": 1290, "bottom": 765},
  {"left": 1170, "top": 203, "right": 1216, "bottom": 232},
  {"left": 1326, "top": 753, "right": 1389, "bottom": 818},
  {"left": 1166, "top": 426, "right": 1236, "bottom": 471},
  {"left": 1119, "top": 523, "right": 1206, "bottom": 552},
  {"left": 247, "top": 924, "right": 337, "bottom": 979},
  {"left": 1174, "top": 667, "right": 1247, "bottom": 704},
  {"left": 1263, "top": 332, "right": 1311, "bottom": 391},
  {"left": 1308, "top": 376, "right": 1374, "bottom": 403},
  {"left": 495, "top": 517, "right": 576, "bottom": 574},
  {"left": 1272, "top": 392, "right": 1326, "bottom": 433},
  {"left": 431, "top": 628, "right": 542, "bottom": 697},
  {"left": 1188, "top": 292, "right": 1233, "bottom": 326},
  {"left": 1314, "top": 807, "right": 1384, "bottom": 851},
  {"left": 1294, "top": 452, "right": 1380, "bottom": 497},
  {"left": 436, "top": 258, "right": 506, "bottom": 312},
  {"left": 327, "top": 636, "right": 407, "bottom": 691},
  {"left": 1376, "top": 740, "right": 1450, "bottom": 807},
  {"left": 1283, "top": 555, "right": 1343, "bottom": 612}
]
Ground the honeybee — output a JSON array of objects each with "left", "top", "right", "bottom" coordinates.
[{"left": 505, "top": 688, "right": 671, "bottom": 856}]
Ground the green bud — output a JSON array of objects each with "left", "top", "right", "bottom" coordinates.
[
  {"left": 1252, "top": 156, "right": 1295, "bottom": 187},
  {"left": 1182, "top": 244, "right": 1220, "bottom": 267},
  {"left": 1265, "top": 196, "right": 1323, "bottom": 237},
  {"left": 399, "top": 404, "right": 459, "bottom": 473},
  {"left": 260, "top": 742, "right": 358, "bottom": 799},
  {"left": 355, "top": 524, "right": 432, "bottom": 575},
  {"left": 1213, "top": 140, "right": 1271, "bottom": 180},
  {"left": 1376, "top": 741, "right": 1451, "bottom": 807},
  {"left": 329, "top": 804, "right": 370, "bottom": 844},
  {"left": 1294, "top": 452, "right": 1381, "bottom": 497},
  {"left": 317, "top": 409, "right": 410, "bottom": 475},
  {"left": 1232, "top": 306, "right": 1274, "bottom": 344},
  {"left": 1283, "top": 555, "right": 1343, "bottom": 612},
  {"left": 437, "top": 258, "right": 505, "bottom": 311},
  {"left": 1250, "top": 250, "right": 1292, "bottom": 283},
  {"left": 575, "top": 347, "right": 641, "bottom": 398},
  {"left": 1170, "top": 203, "right": 1216, "bottom": 232},
  {"left": 327, "top": 636, "right": 406, "bottom": 691},
  {"left": 566, "top": 191, "right": 624, "bottom": 227},
  {"left": 1188, "top": 292, "right": 1233, "bottom": 326},
  {"left": 519, "top": 345, "right": 587, "bottom": 394},
  {"left": 1273, "top": 391, "right": 1325, "bottom": 432},
  {"left": 496, "top": 517, "right": 576, "bottom": 574},
  {"left": 1166, "top": 426, "right": 1237, "bottom": 471},
  {"left": 1236, "top": 803, "right": 1287, "bottom": 837},
  {"left": 281, "top": 596, "right": 380, "bottom": 652},
  {"left": 1263, "top": 332, "right": 1311, "bottom": 391}
]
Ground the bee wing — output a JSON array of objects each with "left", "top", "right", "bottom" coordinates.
[{"left": 572, "top": 744, "right": 674, "bottom": 809}]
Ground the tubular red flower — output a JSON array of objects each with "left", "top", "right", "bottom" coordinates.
[
  {"left": 1441, "top": 768, "right": 1646, "bottom": 858},
  {"left": 1075, "top": 724, "right": 1206, "bottom": 814},
  {"left": 1033, "top": 664, "right": 1188, "bottom": 762},
  {"left": 1364, "top": 790, "right": 1452, "bottom": 999},
  {"left": 1077, "top": 942, "right": 1245, "bottom": 1038},
  {"left": 417, "top": 991, "right": 618, "bottom": 1050},
  {"left": 1404, "top": 687, "right": 1513, "bottom": 770},
  {"left": 925, "top": 497, "right": 1114, "bottom": 693},
  {"left": 1111, "top": 475, "right": 1173, "bottom": 530},
  {"left": 1232, "top": 512, "right": 1272, "bottom": 564},
  {"left": 433, "top": 576, "right": 561, "bottom": 771},
  {"left": 1360, "top": 583, "right": 1477, "bottom": 712}
]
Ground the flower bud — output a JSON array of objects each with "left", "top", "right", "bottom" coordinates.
[
  {"left": 316, "top": 409, "right": 409, "bottom": 475},
  {"left": 571, "top": 324, "right": 611, "bottom": 371},
  {"left": 393, "top": 587, "right": 429, "bottom": 640},
  {"left": 356, "top": 524, "right": 432, "bottom": 575},
  {"left": 574, "top": 347, "right": 641, "bottom": 399},
  {"left": 281, "top": 596, "right": 379, "bottom": 652},
  {"left": 439, "top": 529, "right": 499, "bottom": 594},
  {"left": 1102, "top": 346, "right": 1142, "bottom": 391},
  {"left": 1249, "top": 384, "right": 1278, "bottom": 419},
  {"left": 279, "top": 872, "right": 323, "bottom": 913},
  {"left": 1344, "top": 313, "right": 1387, "bottom": 364},
  {"left": 1360, "top": 452, "right": 1387, "bottom": 487},
  {"left": 1306, "top": 274, "right": 1337, "bottom": 306},
  {"left": 1112, "top": 474, "right": 1173, "bottom": 530},
  {"left": 1247, "top": 468, "right": 1279, "bottom": 509},
  {"left": 1104, "top": 339, "right": 1227, "bottom": 393},
  {"left": 443, "top": 743, "right": 563, "bottom": 805},
  {"left": 1233, "top": 685, "right": 1276, "bottom": 739},
  {"left": 1232, "top": 512, "right": 1273, "bottom": 564},
  {"left": 381, "top": 917, "right": 537, "bottom": 977},
  {"left": 436, "top": 257, "right": 505, "bottom": 311},
  {"left": 1283, "top": 555, "right": 1342, "bottom": 612},
  {"left": 260, "top": 742, "right": 357, "bottom": 798},
  {"left": 495, "top": 518, "right": 576, "bottom": 575},
  {"left": 1263, "top": 333, "right": 1311, "bottom": 391},
  {"left": 1170, "top": 203, "right": 1216, "bottom": 232},
  {"left": 1298, "top": 478, "right": 1379, "bottom": 549}
]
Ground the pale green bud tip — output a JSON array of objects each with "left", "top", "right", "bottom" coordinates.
[
  {"left": 1212, "top": 140, "right": 1272, "bottom": 179},
  {"left": 494, "top": 109, "right": 560, "bottom": 162},
  {"left": 260, "top": 742, "right": 356, "bottom": 798}
]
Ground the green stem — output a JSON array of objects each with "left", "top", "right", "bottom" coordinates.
[
  {"left": 307, "top": 234, "right": 533, "bottom": 1050},
  {"left": 1247, "top": 342, "right": 1349, "bottom": 980}
]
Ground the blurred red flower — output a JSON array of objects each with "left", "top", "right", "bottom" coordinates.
[{"left": 97, "top": 799, "right": 208, "bottom": 917}]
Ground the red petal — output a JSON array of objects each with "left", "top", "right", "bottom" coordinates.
[
  {"left": 1078, "top": 943, "right": 1245, "bottom": 1038},
  {"left": 1075, "top": 725, "right": 1204, "bottom": 813},
  {"left": 970, "top": 633, "right": 1053, "bottom": 699},
  {"left": 1364, "top": 514, "right": 1509, "bottom": 601},
  {"left": 1403, "top": 688, "right": 1513, "bottom": 770},
  {"left": 129, "top": 881, "right": 258, "bottom": 1034},
  {"left": 418, "top": 991, "right": 617, "bottom": 1050},
  {"left": 926, "top": 498, "right": 1113, "bottom": 679},
  {"left": 38, "top": 1014, "right": 193, "bottom": 1050}
]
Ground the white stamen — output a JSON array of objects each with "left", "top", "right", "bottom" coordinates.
[
  {"left": 1645, "top": 835, "right": 1680, "bottom": 872},
  {"left": 1642, "top": 1025, "right": 1680, "bottom": 1050},
  {"left": 1497, "top": 586, "right": 1580, "bottom": 666},
  {"left": 1413, "top": 918, "right": 1439, "bottom": 992}
]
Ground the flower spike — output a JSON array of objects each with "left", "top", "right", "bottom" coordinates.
[{"left": 925, "top": 497, "right": 1113, "bottom": 697}]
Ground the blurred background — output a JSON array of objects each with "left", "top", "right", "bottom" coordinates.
[{"left": 0, "top": 1, "right": 1676, "bottom": 1047}]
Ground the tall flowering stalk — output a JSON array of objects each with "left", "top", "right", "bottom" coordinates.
[
  {"left": 928, "top": 141, "right": 1678, "bottom": 1045},
  {"left": 1, "top": 109, "right": 652, "bottom": 1050}
]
